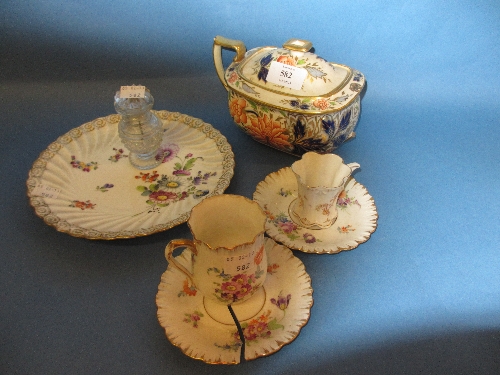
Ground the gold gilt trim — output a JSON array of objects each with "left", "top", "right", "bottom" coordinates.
[
  {"left": 253, "top": 168, "right": 378, "bottom": 254},
  {"left": 156, "top": 238, "right": 313, "bottom": 364},
  {"left": 229, "top": 59, "right": 362, "bottom": 115},
  {"left": 237, "top": 53, "right": 354, "bottom": 100},
  {"left": 26, "top": 111, "right": 235, "bottom": 240}
]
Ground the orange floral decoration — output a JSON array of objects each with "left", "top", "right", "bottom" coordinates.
[
  {"left": 254, "top": 245, "right": 264, "bottom": 265},
  {"left": 182, "top": 279, "right": 197, "bottom": 296},
  {"left": 338, "top": 190, "right": 346, "bottom": 200},
  {"left": 267, "top": 263, "right": 280, "bottom": 274},
  {"left": 313, "top": 98, "right": 329, "bottom": 110},
  {"left": 248, "top": 114, "right": 291, "bottom": 150},
  {"left": 228, "top": 71, "right": 238, "bottom": 84},
  {"left": 277, "top": 55, "right": 296, "bottom": 66},
  {"left": 229, "top": 98, "right": 248, "bottom": 125}
]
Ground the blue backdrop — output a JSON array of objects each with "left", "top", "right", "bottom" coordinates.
[{"left": 1, "top": 1, "right": 499, "bottom": 374}]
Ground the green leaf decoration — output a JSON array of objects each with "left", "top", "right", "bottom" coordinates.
[
  {"left": 255, "top": 265, "right": 265, "bottom": 279},
  {"left": 268, "top": 318, "right": 284, "bottom": 330},
  {"left": 208, "top": 267, "right": 221, "bottom": 274},
  {"left": 183, "top": 158, "right": 197, "bottom": 170},
  {"left": 136, "top": 186, "right": 147, "bottom": 192},
  {"left": 248, "top": 99, "right": 258, "bottom": 110},
  {"left": 174, "top": 162, "right": 182, "bottom": 170}
]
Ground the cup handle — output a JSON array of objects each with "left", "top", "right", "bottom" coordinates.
[
  {"left": 165, "top": 239, "right": 197, "bottom": 285},
  {"left": 347, "top": 162, "right": 360, "bottom": 172}
]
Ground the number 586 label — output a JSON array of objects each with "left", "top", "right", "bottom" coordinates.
[{"left": 266, "top": 61, "right": 308, "bottom": 90}]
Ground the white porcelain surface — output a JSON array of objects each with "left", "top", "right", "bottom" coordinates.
[
  {"left": 156, "top": 237, "right": 313, "bottom": 364},
  {"left": 290, "top": 152, "right": 359, "bottom": 230},
  {"left": 166, "top": 194, "right": 267, "bottom": 306},
  {"left": 26, "top": 111, "right": 234, "bottom": 239},
  {"left": 253, "top": 167, "right": 378, "bottom": 254}
]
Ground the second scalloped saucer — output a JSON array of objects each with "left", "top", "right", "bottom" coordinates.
[
  {"left": 253, "top": 167, "right": 378, "bottom": 254},
  {"left": 156, "top": 237, "right": 313, "bottom": 364}
]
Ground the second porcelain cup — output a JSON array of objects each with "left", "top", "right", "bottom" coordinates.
[
  {"left": 165, "top": 194, "right": 267, "bottom": 306},
  {"left": 289, "top": 152, "right": 360, "bottom": 230}
]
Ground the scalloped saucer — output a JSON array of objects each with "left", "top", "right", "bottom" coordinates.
[
  {"left": 156, "top": 237, "right": 313, "bottom": 364},
  {"left": 253, "top": 167, "right": 378, "bottom": 254}
]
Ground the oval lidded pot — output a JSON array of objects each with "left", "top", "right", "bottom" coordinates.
[{"left": 213, "top": 36, "right": 366, "bottom": 156}]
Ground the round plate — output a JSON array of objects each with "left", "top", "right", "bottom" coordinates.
[
  {"left": 26, "top": 111, "right": 234, "bottom": 239},
  {"left": 156, "top": 238, "right": 313, "bottom": 364},
  {"left": 253, "top": 167, "right": 378, "bottom": 254}
]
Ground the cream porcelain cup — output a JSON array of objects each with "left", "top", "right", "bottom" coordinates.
[
  {"left": 289, "top": 152, "right": 360, "bottom": 230},
  {"left": 166, "top": 194, "right": 267, "bottom": 306}
]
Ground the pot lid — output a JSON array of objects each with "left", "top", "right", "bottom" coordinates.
[{"left": 223, "top": 39, "right": 365, "bottom": 114}]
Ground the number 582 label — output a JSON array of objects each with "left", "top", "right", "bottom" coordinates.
[
  {"left": 119, "top": 85, "right": 145, "bottom": 98},
  {"left": 224, "top": 249, "right": 256, "bottom": 275},
  {"left": 266, "top": 61, "right": 308, "bottom": 90}
]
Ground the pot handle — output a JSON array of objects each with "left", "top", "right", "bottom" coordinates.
[
  {"left": 213, "top": 35, "right": 246, "bottom": 91},
  {"left": 165, "top": 239, "right": 197, "bottom": 285}
]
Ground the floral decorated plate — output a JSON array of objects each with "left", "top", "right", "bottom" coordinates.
[
  {"left": 26, "top": 111, "right": 234, "bottom": 239},
  {"left": 156, "top": 237, "right": 313, "bottom": 364},
  {"left": 253, "top": 167, "right": 377, "bottom": 254}
]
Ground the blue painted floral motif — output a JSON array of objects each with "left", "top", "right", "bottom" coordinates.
[
  {"left": 339, "top": 110, "right": 351, "bottom": 131},
  {"left": 292, "top": 118, "right": 331, "bottom": 154},
  {"left": 260, "top": 54, "right": 273, "bottom": 66},
  {"left": 293, "top": 118, "right": 306, "bottom": 139},
  {"left": 287, "top": 99, "right": 310, "bottom": 110},
  {"left": 353, "top": 72, "right": 363, "bottom": 82},
  {"left": 257, "top": 54, "right": 273, "bottom": 82},
  {"left": 322, "top": 117, "right": 336, "bottom": 138}
]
